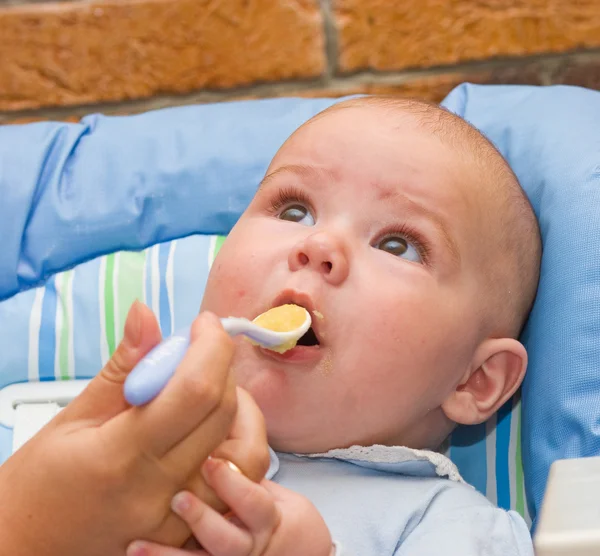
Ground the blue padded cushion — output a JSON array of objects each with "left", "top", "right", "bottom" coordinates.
[{"left": 443, "top": 84, "right": 600, "bottom": 526}]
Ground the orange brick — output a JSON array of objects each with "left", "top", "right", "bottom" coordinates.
[
  {"left": 333, "top": 0, "right": 600, "bottom": 73},
  {"left": 0, "top": 0, "right": 325, "bottom": 112}
]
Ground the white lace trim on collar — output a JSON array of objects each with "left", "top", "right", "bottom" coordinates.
[{"left": 298, "top": 444, "right": 465, "bottom": 483}]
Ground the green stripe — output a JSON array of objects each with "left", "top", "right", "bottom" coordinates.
[
  {"left": 59, "top": 270, "right": 73, "bottom": 380},
  {"left": 116, "top": 250, "right": 146, "bottom": 344},
  {"left": 515, "top": 403, "right": 525, "bottom": 517},
  {"left": 211, "top": 235, "right": 227, "bottom": 264},
  {"left": 104, "top": 253, "right": 117, "bottom": 356}
]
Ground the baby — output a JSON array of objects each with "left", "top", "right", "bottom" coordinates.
[{"left": 131, "top": 97, "right": 541, "bottom": 555}]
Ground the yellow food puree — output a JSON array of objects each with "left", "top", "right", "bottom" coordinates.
[{"left": 252, "top": 304, "right": 308, "bottom": 353}]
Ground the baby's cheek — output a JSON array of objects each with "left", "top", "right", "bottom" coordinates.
[
  {"left": 234, "top": 288, "right": 247, "bottom": 300},
  {"left": 204, "top": 265, "right": 252, "bottom": 316},
  {"left": 204, "top": 265, "right": 236, "bottom": 304},
  {"left": 210, "top": 253, "right": 243, "bottom": 285}
]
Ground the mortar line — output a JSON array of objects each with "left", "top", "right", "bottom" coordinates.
[
  {"left": 2, "top": 48, "right": 600, "bottom": 122},
  {"left": 319, "top": 0, "right": 339, "bottom": 80}
]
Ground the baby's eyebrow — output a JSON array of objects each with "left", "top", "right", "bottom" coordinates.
[
  {"left": 383, "top": 188, "right": 461, "bottom": 266},
  {"left": 257, "top": 164, "right": 332, "bottom": 191}
]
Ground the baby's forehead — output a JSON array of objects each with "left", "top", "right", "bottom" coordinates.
[
  {"left": 269, "top": 99, "right": 504, "bottom": 210},
  {"left": 274, "top": 107, "right": 486, "bottom": 199},
  {"left": 327, "top": 107, "right": 483, "bottom": 174},
  {"left": 315, "top": 100, "right": 487, "bottom": 154}
]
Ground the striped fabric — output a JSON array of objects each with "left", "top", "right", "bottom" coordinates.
[{"left": 0, "top": 233, "right": 529, "bottom": 523}]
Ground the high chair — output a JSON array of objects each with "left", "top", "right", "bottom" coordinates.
[{"left": 1, "top": 84, "right": 599, "bottom": 554}]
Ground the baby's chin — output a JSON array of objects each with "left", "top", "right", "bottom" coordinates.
[
  {"left": 229, "top": 343, "right": 286, "bottom": 398},
  {"left": 230, "top": 343, "right": 354, "bottom": 453}
]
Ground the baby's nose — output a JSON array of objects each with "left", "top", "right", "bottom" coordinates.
[{"left": 288, "top": 232, "right": 349, "bottom": 285}]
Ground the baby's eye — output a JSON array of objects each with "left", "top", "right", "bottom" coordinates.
[
  {"left": 279, "top": 204, "right": 315, "bottom": 226},
  {"left": 377, "top": 236, "right": 421, "bottom": 263}
]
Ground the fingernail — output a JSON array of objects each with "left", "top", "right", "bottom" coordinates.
[
  {"left": 171, "top": 491, "right": 191, "bottom": 514},
  {"left": 191, "top": 311, "right": 218, "bottom": 339},
  {"left": 126, "top": 541, "right": 149, "bottom": 556},
  {"left": 124, "top": 300, "right": 142, "bottom": 347},
  {"left": 202, "top": 456, "right": 222, "bottom": 482}
]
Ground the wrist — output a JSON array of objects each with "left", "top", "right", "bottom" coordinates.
[
  {"left": 0, "top": 466, "right": 33, "bottom": 555},
  {"left": 0, "top": 500, "right": 35, "bottom": 555}
]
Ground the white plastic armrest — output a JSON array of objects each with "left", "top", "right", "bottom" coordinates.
[
  {"left": 535, "top": 456, "right": 600, "bottom": 556},
  {"left": 0, "top": 380, "right": 91, "bottom": 453}
]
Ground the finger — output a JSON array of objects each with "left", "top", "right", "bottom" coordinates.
[
  {"left": 202, "top": 458, "right": 280, "bottom": 541},
  {"left": 142, "top": 311, "right": 236, "bottom": 456},
  {"left": 170, "top": 490, "right": 253, "bottom": 556},
  {"left": 63, "top": 301, "right": 162, "bottom": 423},
  {"left": 183, "top": 458, "right": 246, "bottom": 516},
  {"left": 127, "top": 533, "right": 207, "bottom": 556},
  {"left": 184, "top": 389, "right": 268, "bottom": 515},
  {"left": 212, "top": 388, "right": 270, "bottom": 483},
  {"left": 127, "top": 539, "right": 203, "bottom": 556},
  {"left": 106, "top": 312, "right": 236, "bottom": 458},
  {"left": 161, "top": 372, "right": 236, "bottom": 481},
  {"left": 259, "top": 478, "right": 302, "bottom": 501},
  {"left": 182, "top": 466, "right": 228, "bottom": 515}
]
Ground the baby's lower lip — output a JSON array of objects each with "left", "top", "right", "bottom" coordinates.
[{"left": 258, "top": 345, "right": 322, "bottom": 364}]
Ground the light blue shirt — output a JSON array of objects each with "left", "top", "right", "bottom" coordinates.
[{"left": 266, "top": 446, "right": 533, "bottom": 555}]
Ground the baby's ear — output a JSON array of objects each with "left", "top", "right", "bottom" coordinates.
[{"left": 441, "top": 338, "right": 527, "bottom": 425}]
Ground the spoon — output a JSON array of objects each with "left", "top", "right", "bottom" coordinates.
[{"left": 124, "top": 305, "right": 311, "bottom": 406}]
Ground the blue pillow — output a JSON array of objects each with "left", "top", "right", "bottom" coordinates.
[{"left": 443, "top": 83, "right": 600, "bottom": 527}]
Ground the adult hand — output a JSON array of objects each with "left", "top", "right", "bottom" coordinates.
[{"left": 0, "top": 302, "right": 262, "bottom": 556}]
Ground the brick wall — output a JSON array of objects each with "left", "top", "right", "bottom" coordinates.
[{"left": 1, "top": 0, "right": 600, "bottom": 124}]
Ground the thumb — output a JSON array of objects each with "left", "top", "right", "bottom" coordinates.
[
  {"left": 261, "top": 479, "right": 296, "bottom": 501},
  {"left": 62, "top": 300, "right": 163, "bottom": 422}
]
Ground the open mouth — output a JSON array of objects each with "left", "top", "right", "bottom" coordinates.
[
  {"left": 297, "top": 326, "right": 320, "bottom": 347},
  {"left": 269, "top": 290, "right": 323, "bottom": 348}
]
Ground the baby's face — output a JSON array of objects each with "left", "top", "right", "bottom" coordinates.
[{"left": 202, "top": 106, "right": 493, "bottom": 453}]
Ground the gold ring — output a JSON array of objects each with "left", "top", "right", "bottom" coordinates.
[
  {"left": 207, "top": 455, "right": 244, "bottom": 476},
  {"left": 224, "top": 460, "right": 243, "bottom": 475}
]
